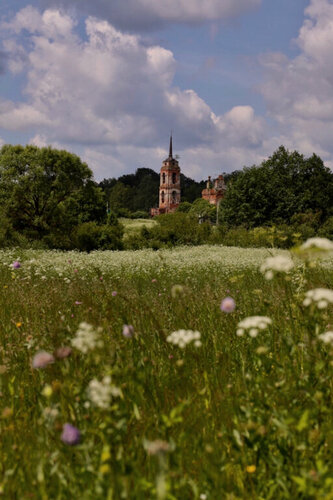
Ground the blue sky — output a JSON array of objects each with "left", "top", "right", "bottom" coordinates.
[{"left": 0, "top": 0, "right": 332, "bottom": 180}]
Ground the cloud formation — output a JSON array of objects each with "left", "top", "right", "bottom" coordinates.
[
  {"left": 260, "top": 0, "right": 333, "bottom": 166},
  {"left": 0, "top": 7, "right": 267, "bottom": 179},
  {"left": 38, "top": 0, "right": 261, "bottom": 31}
]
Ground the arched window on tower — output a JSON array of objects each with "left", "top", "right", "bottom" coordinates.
[
  {"left": 172, "top": 172, "right": 176, "bottom": 184},
  {"left": 161, "top": 191, "right": 165, "bottom": 203},
  {"left": 162, "top": 172, "right": 166, "bottom": 184},
  {"left": 172, "top": 191, "right": 177, "bottom": 203}
]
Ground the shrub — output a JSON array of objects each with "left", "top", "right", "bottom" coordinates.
[{"left": 74, "top": 222, "right": 123, "bottom": 252}]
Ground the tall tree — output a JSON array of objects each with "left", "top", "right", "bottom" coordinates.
[
  {"left": 219, "top": 146, "right": 333, "bottom": 227},
  {"left": 0, "top": 144, "right": 93, "bottom": 238}
]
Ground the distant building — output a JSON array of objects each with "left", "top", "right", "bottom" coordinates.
[
  {"left": 150, "top": 136, "right": 181, "bottom": 216},
  {"left": 201, "top": 175, "right": 226, "bottom": 206}
]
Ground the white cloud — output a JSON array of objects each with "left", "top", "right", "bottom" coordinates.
[
  {"left": 38, "top": 0, "right": 261, "bottom": 31},
  {"left": 259, "top": 0, "right": 333, "bottom": 167},
  {"left": 0, "top": 7, "right": 269, "bottom": 179}
]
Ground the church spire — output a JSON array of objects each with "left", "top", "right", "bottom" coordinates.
[{"left": 169, "top": 134, "right": 173, "bottom": 159}]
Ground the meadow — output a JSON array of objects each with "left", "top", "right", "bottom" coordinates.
[
  {"left": 119, "top": 218, "right": 157, "bottom": 240},
  {"left": 0, "top": 242, "right": 332, "bottom": 499}
]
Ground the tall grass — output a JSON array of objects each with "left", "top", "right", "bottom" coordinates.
[{"left": 0, "top": 245, "right": 332, "bottom": 499}]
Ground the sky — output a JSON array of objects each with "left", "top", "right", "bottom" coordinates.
[{"left": 0, "top": 0, "right": 332, "bottom": 181}]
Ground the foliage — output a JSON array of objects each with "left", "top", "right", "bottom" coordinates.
[
  {"left": 134, "top": 212, "right": 212, "bottom": 248},
  {"left": 100, "top": 168, "right": 206, "bottom": 215},
  {"left": 0, "top": 244, "right": 332, "bottom": 498},
  {"left": 74, "top": 222, "right": 124, "bottom": 252},
  {"left": 318, "top": 216, "right": 333, "bottom": 239},
  {"left": 215, "top": 224, "right": 315, "bottom": 249},
  {"left": 189, "top": 198, "right": 217, "bottom": 222},
  {"left": 219, "top": 146, "right": 333, "bottom": 228},
  {"left": 0, "top": 145, "right": 94, "bottom": 243},
  {"left": 176, "top": 201, "right": 192, "bottom": 213}
]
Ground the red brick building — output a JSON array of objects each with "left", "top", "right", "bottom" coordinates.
[
  {"left": 201, "top": 175, "right": 226, "bottom": 206},
  {"left": 150, "top": 136, "right": 181, "bottom": 216}
]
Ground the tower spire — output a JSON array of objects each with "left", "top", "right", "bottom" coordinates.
[{"left": 169, "top": 134, "right": 173, "bottom": 159}]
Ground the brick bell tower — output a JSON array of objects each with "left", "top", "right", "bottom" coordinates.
[{"left": 151, "top": 136, "right": 181, "bottom": 216}]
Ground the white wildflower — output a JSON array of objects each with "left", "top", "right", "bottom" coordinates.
[
  {"left": 318, "top": 331, "right": 333, "bottom": 345},
  {"left": 43, "top": 406, "right": 59, "bottom": 421},
  {"left": 301, "top": 238, "right": 333, "bottom": 252},
  {"left": 236, "top": 316, "right": 272, "bottom": 337},
  {"left": 71, "top": 322, "right": 103, "bottom": 353},
  {"left": 303, "top": 289, "right": 333, "bottom": 309},
  {"left": 260, "top": 255, "right": 294, "bottom": 279},
  {"left": 166, "top": 329, "right": 201, "bottom": 348},
  {"left": 87, "top": 376, "right": 121, "bottom": 409},
  {"left": 143, "top": 439, "right": 173, "bottom": 455}
]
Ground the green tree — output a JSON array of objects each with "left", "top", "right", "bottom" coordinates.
[
  {"left": 108, "top": 182, "right": 133, "bottom": 214},
  {"left": 176, "top": 201, "right": 193, "bottom": 213},
  {"left": 219, "top": 146, "right": 333, "bottom": 228},
  {"left": 190, "top": 198, "right": 216, "bottom": 222},
  {"left": 0, "top": 145, "right": 93, "bottom": 240}
]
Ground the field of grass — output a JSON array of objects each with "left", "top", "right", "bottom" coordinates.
[
  {"left": 119, "top": 218, "right": 157, "bottom": 239},
  {"left": 0, "top": 244, "right": 332, "bottom": 499}
]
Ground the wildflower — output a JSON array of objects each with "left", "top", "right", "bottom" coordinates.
[
  {"left": 87, "top": 376, "right": 121, "bottom": 409},
  {"left": 318, "top": 331, "right": 333, "bottom": 345},
  {"left": 246, "top": 465, "right": 256, "bottom": 473},
  {"left": 61, "top": 423, "right": 81, "bottom": 445},
  {"left": 220, "top": 297, "right": 236, "bottom": 313},
  {"left": 122, "top": 324, "right": 134, "bottom": 338},
  {"left": 43, "top": 407, "right": 59, "bottom": 420},
  {"left": 15, "top": 322, "right": 22, "bottom": 328},
  {"left": 12, "top": 261, "right": 21, "bottom": 269},
  {"left": 143, "top": 439, "right": 171, "bottom": 455},
  {"left": 300, "top": 237, "right": 333, "bottom": 251},
  {"left": 41, "top": 385, "right": 53, "bottom": 398},
  {"left": 74, "top": 301, "right": 83, "bottom": 305},
  {"left": 260, "top": 255, "right": 294, "bottom": 280},
  {"left": 111, "top": 291, "right": 117, "bottom": 297},
  {"left": 71, "top": 322, "right": 103, "bottom": 353},
  {"left": 151, "top": 279, "right": 157, "bottom": 283},
  {"left": 171, "top": 284, "right": 184, "bottom": 298},
  {"left": 166, "top": 329, "right": 202, "bottom": 348},
  {"left": 236, "top": 316, "right": 272, "bottom": 337},
  {"left": 32, "top": 351, "right": 55, "bottom": 369},
  {"left": 303, "top": 289, "right": 333, "bottom": 309},
  {"left": 54, "top": 346, "right": 72, "bottom": 359},
  {"left": 99, "top": 464, "right": 110, "bottom": 475}
]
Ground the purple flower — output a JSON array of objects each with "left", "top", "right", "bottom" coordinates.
[
  {"left": 32, "top": 351, "right": 55, "bottom": 369},
  {"left": 220, "top": 297, "right": 236, "bottom": 313},
  {"left": 75, "top": 301, "right": 83, "bottom": 305},
  {"left": 12, "top": 261, "right": 21, "bottom": 269},
  {"left": 54, "top": 346, "right": 72, "bottom": 359},
  {"left": 61, "top": 423, "right": 81, "bottom": 445},
  {"left": 112, "top": 291, "right": 117, "bottom": 297},
  {"left": 122, "top": 324, "right": 134, "bottom": 338}
]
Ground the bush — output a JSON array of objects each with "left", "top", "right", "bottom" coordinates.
[
  {"left": 147, "top": 212, "right": 212, "bottom": 247},
  {"left": 130, "top": 210, "right": 149, "bottom": 219},
  {"left": 318, "top": 216, "right": 333, "bottom": 239},
  {"left": 176, "top": 202, "right": 192, "bottom": 213},
  {"left": 74, "top": 222, "right": 124, "bottom": 252}
]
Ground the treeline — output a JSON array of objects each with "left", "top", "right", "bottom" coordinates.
[
  {"left": 0, "top": 144, "right": 205, "bottom": 251},
  {"left": 0, "top": 144, "right": 332, "bottom": 251},
  {"left": 99, "top": 168, "right": 205, "bottom": 217}
]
